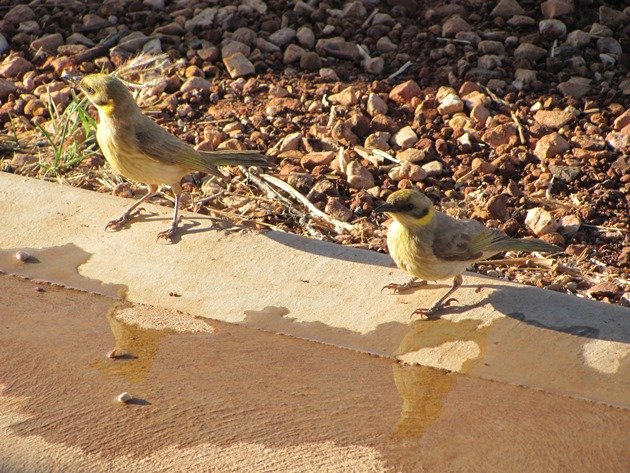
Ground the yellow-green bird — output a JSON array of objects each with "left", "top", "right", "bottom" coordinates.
[
  {"left": 68, "top": 73, "right": 268, "bottom": 241},
  {"left": 375, "top": 190, "right": 562, "bottom": 316}
]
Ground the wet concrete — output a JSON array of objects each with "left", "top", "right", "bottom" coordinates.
[{"left": 1, "top": 274, "right": 629, "bottom": 472}]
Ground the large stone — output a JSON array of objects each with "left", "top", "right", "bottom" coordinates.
[
  {"left": 437, "top": 94, "right": 464, "bottom": 115},
  {"left": 185, "top": 7, "right": 218, "bottom": 30},
  {"left": 0, "top": 35, "right": 8, "bottom": 55},
  {"left": 481, "top": 123, "right": 518, "bottom": 148},
  {"left": 613, "top": 110, "right": 630, "bottom": 131},
  {"left": 539, "top": 19, "right": 567, "bottom": 39},
  {"left": 283, "top": 44, "right": 305, "bottom": 64},
  {"left": 389, "top": 80, "right": 421, "bottom": 103},
  {"left": 5, "top": 4, "right": 35, "bottom": 24},
  {"left": 180, "top": 76, "right": 212, "bottom": 93},
  {"left": 534, "top": 110, "right": 574, "bottom": 129},
  {"left": 367, "top": 93, "right": 388, "bottom": 116},
  {"left": 514, "top": 43, "right": 547, "bottom": 62},
  {"left": 393, "top": 126, "right": 418, "bottom": 147},
  {"left": 534, "top": 133, "right": 570, "bottom": 159},
  {"left": 541, "top": 0, "right": 574, "bottom": 18},
  {"left": 557, "top": 77, "right": 591, "bottom": 98},
  {"left": 599, "top": 6, "right": 627, "bottom": 29},
  {"left": 296, "top": 26, "right": 315, "bottom": 49},
  {"left": 0, "top": 56, "right": 33, "bottom": 78},
  {"left": 329, "top": 87, "right": 359, "bottom": 106},
  {"left": 566, "top": 30, "right": 591, "bottom": 48},
  {"left": 31, "top": 33, "right": 63, "bottom": 53},
  {"left": 346, "top": 161, "right": 374, "bottom": 189},
  {"left": 442, "top": 15, "right": 471, "bottom": 37},
  {"left": 221, "top": 41, "right": 250, "bottom": 59},
  {"left": 397, "top": 148, "right": 426, "bottom": 163},
  {"left": 491, "top": 0, "right": 525, "bottom": 18},
  {"left": 525, "top": 207, "right": 558, "bottom": 236},
  {"left": 315, "top": 37, "right": 359, "bottom": 61},
  {"left": 0, "top": 79, "right": 16, "bottom": 99},
  {"left": 269, "top": 27, "right": 296, "bottom": 47},
  {"left": 223, "top": 53, "right": 255, "bottom": 78}
]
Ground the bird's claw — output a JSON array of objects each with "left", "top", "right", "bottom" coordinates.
[
  {"left": 156, "top": 225, "right": 177, "bottom": 242},
  {"left": 381, "top": 279, "right": 427, "bottom": 293},
  {"left": 411, "top": 298, "right": 459, "bottom": 320},
  {"left": 105, "top": 208, "right": 144, "bottom": 231}
]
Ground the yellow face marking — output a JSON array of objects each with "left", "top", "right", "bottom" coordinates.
[
  {"left": 99, "top": 100, "right": 116, "bottom": 116},
  {"left": 415, "top": 206, "right": 434, "bottom": 226}
]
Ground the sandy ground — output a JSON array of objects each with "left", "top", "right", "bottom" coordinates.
[{"left": 1, "top": 273, "right": 629, "bottom": 472}]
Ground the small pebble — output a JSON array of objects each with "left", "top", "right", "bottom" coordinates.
[
  {"left": 107, "top": 348, "right": 133, "bottom": 359},
  {"left": 15, "top": 250, "right": 31, "bottom": 262},
  {"left": 34, "top": 286, "right": 45, "bottom": 293},
  {"left": 117, "top": 392, "right": 133, "bottom": 403}
]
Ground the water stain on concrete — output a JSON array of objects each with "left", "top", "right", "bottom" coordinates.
[
  {"left": 0, "top": 243, "right": 126, "bottom": 298},
  {"left": 1, "top": 274, "right": 629, "bottom": 472}
]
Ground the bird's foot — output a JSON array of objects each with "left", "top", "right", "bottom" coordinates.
[
  {"left": 411, "top": 298, "right": 459, "bottom": 320},
  {"left": 156, "top": 223, "right": 178, "bottom": 242},
  {"left": 381, "top": 279, "right": 427, "bottom": 293},
  {"left": 105, "top": 208, "right": 145, "bottom": 231}
]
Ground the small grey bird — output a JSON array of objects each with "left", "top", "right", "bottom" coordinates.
[{"left": 375, "top": 190, "right": 563, "bottom": 316}]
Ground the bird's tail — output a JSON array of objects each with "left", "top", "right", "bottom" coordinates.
[
  {"left": 487, "top": 237, "right": 563, "bottom": 254},
  {"left": 200, "top": 150, "right": 269, "bottom": 168}
]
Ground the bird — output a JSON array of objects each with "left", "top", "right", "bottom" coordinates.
[
  {"left": 374, "top": 189, "right": 563, "bottom": 317},
  {"left": 68, "top": 73, "right": 268, "bottom": 241}
]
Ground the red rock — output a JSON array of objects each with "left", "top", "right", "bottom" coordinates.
[
  {"left": 486, "top": 194, "right": 510, "bottom": 221},
  {"left": 539, "top": 232, "right": 565, "bottom": 247},
  {"left": 442, "top": 15, "right": 471, "bottom": 37},
  {"left": 491, "top": 0, "right": 525, "bottom": 18},
  {"left": 389, "top": 80, "right": 421, "bottom": 104},
  {"left": 541, "top": 0, "right": 574, "bottom": 18},
  {"left": 534, "top": 133, "right": 570, "bottom": 159},
  {"left": 605, "top": 131, "right": 630, "bottom": 153},
  {"left": 346, "top": 161, "right": 374, "bottom": 188},
  {"left": 301, "top": 152, "right": 335, "bottom": 169},
  {"left": 31, "top": 33, "right": 63, "bottom": 53},
  {"left": 0, "top": 56, "right": 33, "bottom": 78},
  {"left": 180, "top": 76, "right": 211, "bottom": 93},
  {"left": 0, "top": 78, "right": 16, "bottom": 99},
  {"left": 4, "top": 5, "right": 35, "bottom": 24},
  {"left": 471, "top": 158, "right": 497, "bottom": 174},
  {"left": 325, "top": 197, "right": 353, "bottom": 222},
  {"left": 397, "top": 148, "right": 426, "bottom": 163},
  {"left": 587, "top": 281, "right": 620, "bottom": 298},
  {"left": 613, "top": 109, "right": 630, "bottom": 131},
  {"left": 481, "top": 123, "right": 518, "bottom": 148},
  {"left": 533, "top": 110, "right": 574, "bottom": 129}
]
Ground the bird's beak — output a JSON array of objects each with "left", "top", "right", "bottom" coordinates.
[
  {"left": 373, "top": 203, "right": 396, "bottom": 214},
  {"left": 60, "top": 70, "right": 82, "bottom": 85}
]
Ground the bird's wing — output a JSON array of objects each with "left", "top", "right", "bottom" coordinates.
[
  {"left": 134, "top": 117, "right": 207, "bottom": 171},
  {"left": 431, "top": 212, "right": 505, "bottom": 262}
]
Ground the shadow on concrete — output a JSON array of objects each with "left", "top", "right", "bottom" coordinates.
[{"left": 264, "top": 230, "right": 396, "bottom": 268}]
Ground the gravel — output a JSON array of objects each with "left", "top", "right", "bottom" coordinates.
[{"left": 0, "top": 0, "right": 628, "bottom": 306}]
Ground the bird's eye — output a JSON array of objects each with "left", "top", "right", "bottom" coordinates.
[{"left": 84, "top": 86, "right": 94, "bottom": 94}]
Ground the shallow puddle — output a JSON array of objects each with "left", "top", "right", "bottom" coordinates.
[{"left": 1, "top": 274, "right": 629, "bottom": 472}]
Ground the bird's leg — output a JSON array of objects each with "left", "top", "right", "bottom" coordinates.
[
  {"left": 382, "top": 277, "right": 428, "bottom": 293},
  {"left": 106, "top": 185, "right": 158, "bottom": 230},
  {"left": 156, "top": 190, "right": 181, "bottom": 242},
  {"left": 412, "top": 274, "right": 463, "bottom": 318}
]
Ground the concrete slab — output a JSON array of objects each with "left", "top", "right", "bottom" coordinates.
[
  {"left": 1, "top": 275, "right": 629, "bottom": 473},
  {"left": 1, "top": 173, "right": 629, "bottom": 409}
]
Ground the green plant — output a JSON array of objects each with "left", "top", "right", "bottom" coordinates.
[{"left": 35, "top": 88, "right": 98, "bottom": 175}]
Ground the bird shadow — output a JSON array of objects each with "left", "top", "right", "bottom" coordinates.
[{"left": 264, "top": 230, "right": 396, "bottom": 268}]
